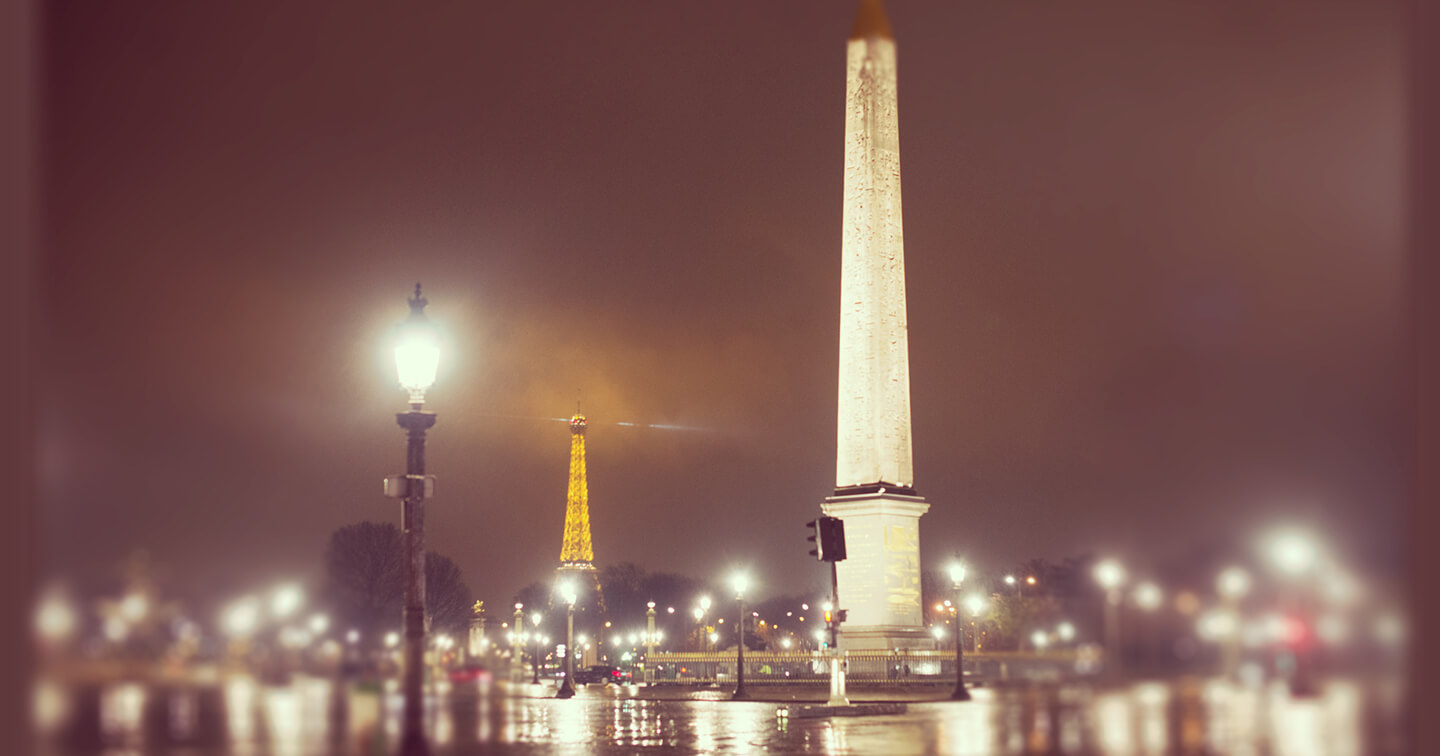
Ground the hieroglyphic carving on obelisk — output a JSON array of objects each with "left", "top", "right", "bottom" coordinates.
[{"left": 836, "top": 0, "right": 913, "bottom": 491}]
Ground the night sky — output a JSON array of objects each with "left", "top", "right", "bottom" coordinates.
[{"left": 40, "top": 2, "right": 1406, "bottom": 612}]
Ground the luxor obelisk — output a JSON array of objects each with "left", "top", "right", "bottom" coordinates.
[{"left": 821, "top": 0, "right": 932, "bottom": 651}]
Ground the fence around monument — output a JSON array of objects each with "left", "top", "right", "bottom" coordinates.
[{"left": 641, "top": 648, "right": 1100, "bottom": 686}]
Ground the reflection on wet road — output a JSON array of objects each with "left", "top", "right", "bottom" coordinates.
[{"left": 34, "top": 674, "right": 1405, "bottom": 754}]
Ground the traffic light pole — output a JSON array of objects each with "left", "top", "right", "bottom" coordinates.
[
  {"left": 808, "top": 515, "right": 849, "bottom": 707},
  {"left": 826, "top": 558, "right": 848, "bottom": 706},
  {"left": 828, "top": 561, "right": 840, "bottom": 650}
]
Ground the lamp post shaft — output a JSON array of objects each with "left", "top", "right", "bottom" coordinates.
[
  {"left": 512, "top": 606, "right": 523, "bottom": 683},
  {"left": 732, "top": 597, "right": 748, "bottom": 699},
  {"left": 1221, "top": 596, "right": 1241, "bottom": 679},
  {"left": 1104, "top": 588, "right": 1121, "bottom": 683},
  {"left": 950, "top": 582, "right": 970, "bottom": 701},
  {"left": 556, "top": 604, "right": 576, "bottom": 698},
  {"left": 645, "top": 606, "right": 657, "bottom": 683},
  {"left": 397, "top": 410, "right": 436, "bottom": 755}
]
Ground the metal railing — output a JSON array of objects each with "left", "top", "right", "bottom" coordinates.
[{"left": 643, "top": 648, "right": 1098, "bottom": 686}]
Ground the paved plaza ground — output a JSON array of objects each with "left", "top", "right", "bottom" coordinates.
[{"left": 33, "top": 672, "right": 1406, "bottom": 754}]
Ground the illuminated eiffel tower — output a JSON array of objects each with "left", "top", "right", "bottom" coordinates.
[{"left": 556, "top": 411, "right": 605, "bottom": 615}]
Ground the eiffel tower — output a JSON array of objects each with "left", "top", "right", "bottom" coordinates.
[{"left": 556, "top": 411, "right": 605, "bottom": 618}]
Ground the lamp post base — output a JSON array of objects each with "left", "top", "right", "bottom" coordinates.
[
  {"left": 826, "top": 652, "right": 849, "bottom": 706},
  {"left": 731, "top": 686, "right": 750, "bottom": 701},
  {"left": 399, "top": 731, "right": 430, "bottom": 756},
  {"left": 556, "top": 680, "right": 576, "bottom": 699}
]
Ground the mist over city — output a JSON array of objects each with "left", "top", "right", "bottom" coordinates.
[{"left": 32, "top": 1, "right": 1410, "bottom": 754}]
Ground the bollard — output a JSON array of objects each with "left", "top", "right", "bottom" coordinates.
[{"left": 826, "top": 650, "right": 849, "bottom": 706}]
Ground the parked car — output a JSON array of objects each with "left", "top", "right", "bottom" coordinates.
[
  {"left": 448, "top": 663, "right": 491, "bottom": 684},
  {"left": 573, "top": 665, "right": 631, "bottom": 685}
]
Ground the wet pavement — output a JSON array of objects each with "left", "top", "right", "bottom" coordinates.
[{"left": 32, "top": 673, "right": 1408, "bottom": 754}]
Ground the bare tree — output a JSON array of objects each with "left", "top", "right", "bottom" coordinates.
[
  {"left": 322, "top": 521, "right": 471, "bottom": 645},
  {"left": 425, "top": 553, "right": 472, "bottom": 636},
  {"left": 324, "top": 522, "right": 404, "bottom": 643}
]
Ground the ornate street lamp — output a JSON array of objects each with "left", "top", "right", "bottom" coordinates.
[
  {"left": 530, "top": 612, "right": 543, "bottom": 684},
  {"left": 645, "top": 601, "right": 657, "bottom": 682},
  {"left": 512, "top": 603, "right": 524, "bottom": 681},
  {"left": 948, "top": 562, "right": 970, "bottom": 701},
  {"left": 556, "top": 583, "right": 578, "bottom": 698},
  {"left": 1216, "top": 566, "right": 1251, "bottom": 678},
  {"left": 1093, "top": 558, "right": 1126, "bottom": 683},
  {"left": 697, "top": 595, "right": 713, "bottom": 652},
  {"left": 731, "top": 574, "right": 750, "bottom": 700},
  {"left": 1267, "top": 530, "right": 1321, "bottom": 697},
  {"left": 392, "top": 283, "right": 441, "bottom": 756}
]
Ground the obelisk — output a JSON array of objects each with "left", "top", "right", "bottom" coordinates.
[{"left": 821, "top": 0, "right": 932, "bottom": 651}]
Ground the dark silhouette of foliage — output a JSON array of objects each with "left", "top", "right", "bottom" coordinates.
[
  {"left": 425, "top": 553, "right": 473, "bottom": 636},
  {"left": 322, "top": 521, "right": 471, "bottom": 647}
]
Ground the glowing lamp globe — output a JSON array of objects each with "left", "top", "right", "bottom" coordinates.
[
  {"left": 223, "top": 598, "right": 260, "bottom": 638},
  {"left": 1270, "top": 531, "right": 1318, "bottom": 576},
  {"left": 1094, "top": 559, "right": 1126, "bottom": 590},
  {"left": 732, "top": 574, "right": 749, "bottom": 598},
  {"left": 1217, "top": 566, "right": 1251, "bottom": 600},
  {"left": 394, "top": 284, "right": 440, "bottom": 404},
  {"left": 947, "top": 563, "right": 966, "bottom": 586},
  {"left": 1134, "top": 582, "right": 1164, "bottom": 611}
]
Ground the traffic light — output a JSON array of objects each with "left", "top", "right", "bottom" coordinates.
[
  {"left": 806, "top": 516, "right": 847, "bottom": 562},
  {"left": 820, "top": 516, "right": 846, "bottom": 562}
]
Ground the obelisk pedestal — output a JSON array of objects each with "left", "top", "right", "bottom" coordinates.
[{"left": 823, "top": 488, "right": 930, "bottom": 650}]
